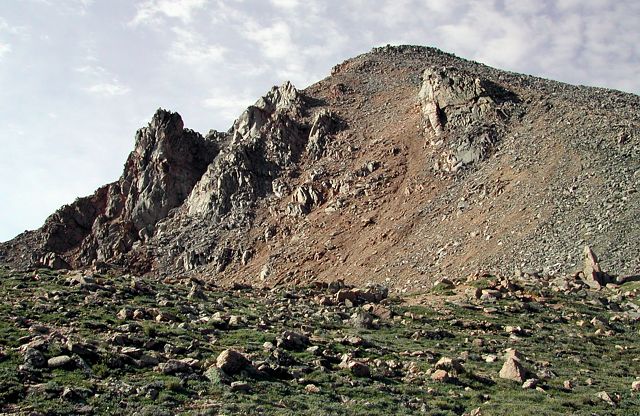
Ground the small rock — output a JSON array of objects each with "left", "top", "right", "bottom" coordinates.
[
  {"left": 117, "top": 308, "right": 132, "bottom": 320},
  {"left": 263, "top": 341, "right": 275, "bottom": 351},
  {"left": 204, "top": 366, "right": 230, "bottom": 385},
  {"left": 305, "top": 383, "right": 321, "bottom": 393},
  {"left": 563, "top": 380, "right": 574, "bottom": 390},
  {"left": 230, "top": 381, "right": 250, "bottom": 392},
  {"left": 466, "top": 408, "right": 482, "bottom": 416},
  {"left": 228, "top": 315, "right": 242, "bottom": 327},
  {"left": 363, "top": 303, "right": 393, "bottom": 320},
  {"left": 522, "top": 378, "right": 539, "bottom": 389},
  {"left": 434, "top": 357, "right": 464, "bottom": 375},
  {"left": 133, "top": 309, "right": 145, "bottom": 320},
  {"left": 466, "top": 287, "right": 482, "bottom": 299},
  {"left": 188, "top": 284, "right": 206, "bottom": 300},
  {"left": 351, "top": 311, "right": 375, "bottom": 329},
  {"left": 431, "top": 369, "right": 450, "bottom": 382},
  {"left": 632, "top": 380, "right": 640, "bottom": 392},
  {"left": 61, "top": 386, "right": 92, "bottom": 401},
  {"left": 480, "top": 289, "right": 501, "bottom": 301},
  {"left": 276, "top": 331, "right": 310, "bottom": 350},
  {"left": 582, "top": 246, "right": 610, "bottom": 289},
  {"left": 24, "top": 348, "right": 46, "bottom": 368},
  {"left": 155, "top": 311, "right": 177, "bottom": 322},
  {"left": 306, "top": 346, "right": 321, "bottom": 355},
  {"left": 156, "top": 359, "right": 191, "bottom": 375},
  {"left": 596, "top": 391, "right": 615, "bottom": 406}
]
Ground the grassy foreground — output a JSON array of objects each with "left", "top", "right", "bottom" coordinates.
[{"left": 0, "top": 265, "right": 639, "bottom": 415}]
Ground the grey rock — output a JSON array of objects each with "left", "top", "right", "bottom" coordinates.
[
  {"left": 38, "top": 252, "right": 70, "bottom": 270},
  {"left": 351, "top": 311, "right": 375, "bottom": 329},
  {"left": 434, "top": 357, "right": 464, "bottom": 375},
  {"left": 156, "top": 359, "right": 191, "bottom": 375},
  {"left": 48, "top": 355, "right": 74, "bottom": 369},
  {"left": 204, "top": 366, "right": 230, "bottom": 385},
  {"left": 582, "top": 246, "right": 611, "bottom": 289},
  {"left": 230, "top": 381, "right": 251, "bottom": 392},
  {"left": 23, "top": 348, "right": 46, "bottom": 369},
  {"left": 307, "top": 110, "right": 341, "bottom": 160}
]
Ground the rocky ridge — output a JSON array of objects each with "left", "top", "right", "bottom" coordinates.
[{"left": 1, "top": 45, "right": 638, "bottom": 291}]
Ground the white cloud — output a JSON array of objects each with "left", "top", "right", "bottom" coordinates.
[
  {"left": 25, "top": 0, "right": 94, "bottom": 16},
  {"left": 85, "top": 81, "right": 130, "bottom": 96},
  {"left": 130, "top": 0, "right": 207, "bottom": 26},
  {"left": 167, "top": 27, "right": 226, "bottom": 65},
  {"left": 75, "top": 64, "right": 107, "bottom": 76},
  {"left": 243, "top": 20, "right": 295, "bottom": 60},
  {"left": 203, "top": 91, "right": 256, "bottom": 122},
  {"left": 270, "top": 0, "right": 299, "bottom": 9},
  {"left": 0, "top": 42, "right": 11, "bottom": 59},
  {"left": 75, "top": 63, "right": 131, "bottom": 96}
]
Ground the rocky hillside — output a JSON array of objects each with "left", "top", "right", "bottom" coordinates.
[{"left": 1, "top": 45, "right": 639, "bottom": 289}]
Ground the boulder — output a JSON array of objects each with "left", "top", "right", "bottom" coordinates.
[
  {"left": 216, "top": 349, "right": 251, "bottom": 375},
  {"left": 230, "top": 381, "right": 251, "bottom": 392},
  {"left": 499, "top": 357, "right": 527, "bottom": 382},
  {"left": 348, "top": 361, "right": 371, "bottom": 378},
  {"left": 23, "top": 348, "right": 46, "bottom": 369},
  {"left": 582, "top": 246, "right": 610, "bottom": 289},
  {"left": 431, "top": 369, "right": 451, "bottom": 382},
  {"left": 156, "top": 359, "right": 191, "bottom": 375},
  {"left": 39, "top": 252, "right": 70, "bottom": 270}
]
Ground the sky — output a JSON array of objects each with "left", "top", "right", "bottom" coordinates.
[{"left": 0, "top": 0, "right": 639, "bottom": 242}]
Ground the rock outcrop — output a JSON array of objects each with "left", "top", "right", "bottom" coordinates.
[
  {"left": 419, "top": 66, "right": 518, "bottom": 172},
  {"left": 20, "top": 109, "right": 218, "bottom": 270},
  {"left": 185, "top": 82, "right": 305, "bottom": 218}
]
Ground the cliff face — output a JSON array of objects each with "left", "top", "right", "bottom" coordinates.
[{"left": 2, "top": 45, "right": 639, "bottom": 288}]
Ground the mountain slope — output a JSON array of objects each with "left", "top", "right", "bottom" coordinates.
[{"left": 1, "top": 45, "right": 639, "bottom": 289}]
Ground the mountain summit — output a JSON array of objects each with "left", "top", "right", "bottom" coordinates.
[{"left": 1, "top": 45, "right": 638, "bottom": 289}]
